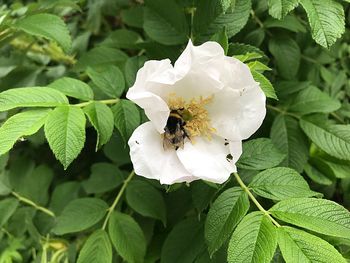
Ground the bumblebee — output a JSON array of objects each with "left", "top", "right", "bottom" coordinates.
[{"left": 163, "top": 109, "right": 189, "bottom": 150}]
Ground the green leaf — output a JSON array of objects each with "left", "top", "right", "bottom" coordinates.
[
  {"left": 300, "top": 118, "right": 350, "bottom": 161},
  {"left": 249, "top": 167, "right": 318, "bottom": 201},
  {"left": 278, "top": 226, "right": 346, "bottom": 263},
  {"left": 288, "top": 86, "right": 341, "bottom": 115},
  {"left": 304, "top": 162, "right": 333, "bottom": 185},
  {"left": 121, "top": 6, "right": 144, "bottom": 28},
  {"left": 205, "top": 187, "right": 249, "bottom": 256},
  {"left": 161, "top": 217, "right": 205, "bottom": 263},
  {"left": 53, "top": 198, "right": 108, "bottom": 235},
  {"left": 270, "top": 198, "right": 350, "bottom": 239},
  {"left": 126, "top": 180, "right": 166, "bottom": 225},
  {"left": 77, "top": 230, "right": 112, "bottom": 263},
  {"left": 100, "top": 29, "right": 142, "bottom": 49},
  {"left": 270, "top": 115, "right": 309, "bottom": 172},
  {"left": 108, "top": 212, "right": 146, "bottom": 263},
  {"left": 299, "top": 0, "right": 345, "bottom": 48},
  {"left": 265, "top": 15, "right": 306, "bottom": 33},
  {"left": 251, "top": 71, "right": 278, "bottom": 99},
  {"left": 49, "top": 182, "right": 81, "bottom": 215},
  {"left": 0, "top": 110, "right": 50, "bottom": 156},
  {"left": 269, "top": 36, "right": 300, "bottom": 80},
  {"left": 44, "top": 106, "right": 86, "bottom": 169},
  {"left": 210, "top": 27, "right": 228, "bottom": 54},
  {"left": 0, "top": 198, "right": 19, "bottom": 228},
  {"left": 86, "top": 66, "right": 125, "bottom": 98},
  {"left": 83, "top": 102, "right": 114, "bottom": 150},
  {"left": 0, "top": 87, "right": 68, "bottom": 112},
  {"left": 247, "top": 61, "right": 271, "bottom": 73},
  {"left": 268, "top": 0, "right": 299, "bottom": 19},
  {"left": 194, "top": 0, "right": 251, "bottom": 42},
  {"left": 49, "top": 77, "right": 94, "bottom": 101},
  {"left": 112, "top": 100, "right": 140, "bottom": 143},
  {"left": 124, "top": 56, "right": 147, "bottom": 87},
  {"left": 237, "top": 138, "right": 286, "bottom": 170},
  {"left": 14, "top": 13, "right": 72, "bottom": 53},
  {"left": 143, "top": 0, "right": 188, "bottom": 45},
  {"left": 227, "top": 212, "right": 277, "bottom": 263}
]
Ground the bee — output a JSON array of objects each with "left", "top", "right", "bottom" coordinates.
[{"left": 163, "top": 109, "right": 189, "bottom": 150}]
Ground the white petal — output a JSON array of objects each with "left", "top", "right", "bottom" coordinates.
[
  {"left": 128, "top": 122, "right": 196, "bottom": 184},
  {"left": 176, "top": 136, "right": 236, "bottom": 184},
  {"left": 229, "top": 140, "right": 243, "bottom": 163}
]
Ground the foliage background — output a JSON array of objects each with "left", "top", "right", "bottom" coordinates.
[{"left": 0, "top": 0, "right": 350, "bottom": 262}]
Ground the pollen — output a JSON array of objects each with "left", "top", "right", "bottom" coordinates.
[{"left": 167, "top": 93, "right": 216, "bottom": 140}]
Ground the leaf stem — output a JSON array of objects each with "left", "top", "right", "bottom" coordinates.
[
  {"left": 11, "top": 191, "right": 55, "bottom": 218},
  {"left": 74, "top": 98, "right": 120, "bottom": 108},
  {"left": 267, "top": 104, "right": 300, "bottom": 119},
  {"left": 233, "top": 173, "right": 281, "bottom": 227},
  {"left": 102, "top": 170, "right": 135, "bottom": 230}
]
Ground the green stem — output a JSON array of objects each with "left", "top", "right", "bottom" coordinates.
[
  {"left": 74, "top": 98, "right": 120, "bottom": 108},
  {"left": 233, "top": 173, "right": 281, "bottom": 227},
  {"left": 11, "top": 191, "right": 55, "bottom": 218},
  {"left": 331, "top": 112, "right": 345, "bottom": 124},
  {"left": 102, "top": 170, "right": 135, "bottom": 230},
  {"left": 267, "top": 104, "right": 300, "bottom": 119}
]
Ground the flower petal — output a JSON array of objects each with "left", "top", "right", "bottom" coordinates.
[
  {"left": 128, "top": 122, "right": 196, "bottom": 184},
  {"left": 229, "top": 140, "right": 243, "bottom": 163},
  {"left": 176, "top": 136, "right": 236, "bottom": 184}
]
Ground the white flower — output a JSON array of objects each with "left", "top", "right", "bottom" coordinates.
[{"left": 126, "top": 40, "right": 266, "bottom": 185}]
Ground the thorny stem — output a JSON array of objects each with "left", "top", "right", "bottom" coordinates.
[
  {"left": 11, "top": 191, "right": 55, "bottom": 218},
  {"left": 74, "top": 98, "right": 120, "bottom": 108},
  {"left": 267, "top": 104, "right": 300, "bottom": 119},
  {"left": 233, "top": 173, "right": 281, "bottom": 228},
  {"left": 102, "top": 170, "right": 135, "bottom": 230}
]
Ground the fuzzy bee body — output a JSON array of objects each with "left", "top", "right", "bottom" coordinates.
[{"left": 163, "top": 110, "right": 189, "bottom": 150}]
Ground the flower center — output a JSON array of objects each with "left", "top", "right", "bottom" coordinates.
[{"left": 167, "top": 93, "right": 216, "bottom": 140}]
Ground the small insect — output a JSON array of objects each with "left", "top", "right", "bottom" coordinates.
[{"left": 163, "top": 109, "right": 189, "bottom": 150}]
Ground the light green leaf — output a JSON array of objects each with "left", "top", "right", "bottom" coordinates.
[
  {"left": 112, "top": 100, "right": 140, "bottom": 143},
  {"left": 108, "top": 212, "right": 146, "bottom": 263},
  {"left": 227, "top": 212, "right": 277, "bottom": 263},
  {"left": 0, "top": 110, "right": 50, "bottom": 156},
  {"left": 83, "top": 102, "right": 114, "bottom": 150},
  {"left": 268, "top": 0, "right": 299, "bottom": 19},
  {"left": 270, "top": 198, "right": 350, "bottom": 238},
  {"left": 77, "top": 230, "right": 112, "bottom": 263},
  {"left": 0, "top": 198, "right": 19, "bottom": 228},
  {"left": 270, "top": 115, "right": 309, "bottom": 172},
  {"left": 53, "top": 198, "right": 108, "bottom": 235},
  {"left": 249, "top": 167, "right": 319, "bottom": 200},
  {"left": 299, "top": 0, "right": 345, "bottom": 48},
  {"left": 44, "top": 106, "right": 86, "bottom": 169},
  {"left": 49, "top": 77, "right": 94, "bottom": 101},
  {"left": 237, "top": 138, "right": 286, "bottom": 170},
  {"left": 87, "top": 66, "right": 125, "bottom": 98},
  {"left": 205, "top": 187, "right": 249, "bottom": 256},
  {"left": 251, "top": 71, "right": 278, "bottom": 99},
  {"left": 278, "top": 227, "right": 346, "bottom": 263},
  {"left": 0, "top": 87, "right": 68, "bottom": 112},
  {"left": 289, "top": 86, "right": 341, "bottom": 115},
  {"left": 300, "top": 118, "right": 350, "bottom": 161},
  {"left": 247, "top": 61, "right": 271, "bottom": 73},
  {"left": 143, "top": 0, "right": 188, "bottom": 45},
  {"left": 161, "top": 217, "right": 205, "bottom": 263},
  {"left": 14, "top": 13, "right": 72, "bottom": 53},
  {"left": 126, "top": 180, "right": 166, "bottom": 225}
]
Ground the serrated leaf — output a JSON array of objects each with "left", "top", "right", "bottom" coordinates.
[
  {"left": 289, "top": 86, "right": 341, "bottom": 115},
  {"left": 278, "top": 226, "right": 346, "bottom": 263},
  {"left": 161, "top": 217, "right": 205, "bottom": 263},
  {"left": 270, "top": 115, "right": 309, "bottom": 172},
  {"left": 0, "top": 109, "right": 50, "bottom": 156},
  {"left": 270, "top": 198, "right": 350, "bottom": 238},
  {"left": 247, "top": 61, "right": 271, "bottom": 73},
  {"left": 49, "top": 77, "right": 94, "bottom": 101},
  {"left": 0, "top": 198, "right": 19, "bottom": 228},
  {"left": 268, "top": 0, "right": 299, "bottom": 19},
  {"left": 237, "top": 138, "right": 286, "bottom": 170},
  {"left": 86, "top": 66, "right": 125, "bottom": 98},
  {"left": 205, "top": 187, "right": 249, "bottom": 256},
  {"left": 53, "top": 198, "right": 108, "bottom": 235},
  {"left": 44, "top": 106, "right": 86, "bottom": 169},
  {"left": 251, "top": 71, "right": 278, "bottom": 99},
  {"left": 83, "top": 102, "right": 114, "bottom": 150},
  {"left": 299, "top": 0, "right": 345, "bottom": 48},
  {"left": 249, "top": 167, "right": 318, "bottom": 200},
  {"left": 265, "top": 15, "right": 306, "bottom": 33},
  {"left": 228, "top": 43, "right": 267, "bottom": 61},
  {"left": 143, "top": 0, "right": 188, "bottom": 45},
  {"left": 108, "top": 212, "right": 146, "bottom": 263},
  {"left": 300, "top": 118, "right": 350, "bottom": 161},
  {"left": 124, "top": 56, "right": 147, "bottom": 87},
  {"left": 14, "top": 13, "right": 72, "bottom": 53},
  {"left": 227, "top": 212, "right": 277, "bottom": 263},
  {"left": 126, "top": 180, "right": 166, "bottom": 225},
  {"left": 0, "top": 87, "right": 68, "bottom": 112},
  {"left": 112, "top": 100, "right": 140, "bottom": 143},
  {"left": 77, "top": 230, "right": 112, "bottom": 263}
]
